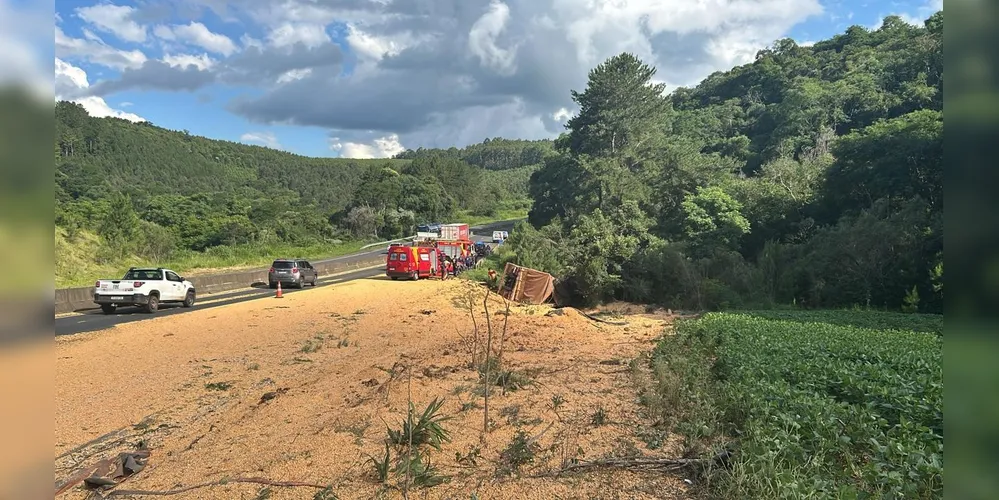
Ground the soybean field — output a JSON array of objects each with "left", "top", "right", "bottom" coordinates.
[{"left": 648, "top": 311, "right": 943, "bottom": 499}]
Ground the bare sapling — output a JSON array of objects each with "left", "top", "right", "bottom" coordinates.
[
  {"left": 454, "top": 282, "right": 481, "bottom": 369},
  {"left": 481, "top": 287, "right": 494, "bottom": 438},
  {"left": 404, "top": 365, "right": 413, "bottom": 499},
  {"left": 468, "top": 285, "right": 480, "bottom": 368},
  {"left": 498, "top": 294, "right": 512, "bottom": 395}
]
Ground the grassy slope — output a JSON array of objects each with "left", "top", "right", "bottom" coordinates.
[
  {"left": 452, "top": 207, "right": 529, "bottom": 227},
  {"left": 55, "top": 227, "right": 368, "bottom": 287}
]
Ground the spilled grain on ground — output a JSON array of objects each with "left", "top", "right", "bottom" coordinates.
[{"left": 55, "top": 276, "right": 690, "bottom": 499}]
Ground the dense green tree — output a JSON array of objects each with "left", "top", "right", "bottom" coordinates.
[
  {"left": 511, "top": 11, "right": 944, "bottom": 313},
  {"left": 681, "top": 187, "right": 751, "bottom": 256},
  {"left": 821, "top": 109, "right": 943, "bottom": 219}
]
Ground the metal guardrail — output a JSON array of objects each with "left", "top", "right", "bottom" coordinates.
[{"left": 359, "top": 235, "right": 416, "bottom": 250}]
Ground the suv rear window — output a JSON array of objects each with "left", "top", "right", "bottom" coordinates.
[
  {"left": 124, "top": 269, "right": 160, "bottom": 280},
  {"left": 272, "top": 261, "right": 295, "bottom": 269}
]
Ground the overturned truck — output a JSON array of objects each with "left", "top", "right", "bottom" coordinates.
[{"left": 497, "top": 262, "right": 555, "bottom": 305}]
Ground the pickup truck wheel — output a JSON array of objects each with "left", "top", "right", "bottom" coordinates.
[
  {"left": 182, "top": 290, "right": 196, "bottom": 308},
  {"left": 144, "top": 294, "right": 159, "bottom": 313},
  {"left": 100, "top": 304, "right": 116, "bottom": 315}
]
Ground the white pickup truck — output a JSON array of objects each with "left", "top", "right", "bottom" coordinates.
[{"left": 94, "top": 267, "right": 196, "bottom": 314}]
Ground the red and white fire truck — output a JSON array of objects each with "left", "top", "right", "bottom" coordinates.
[{"left": 386, "top": 223, "right": 473, "bottom": 280}]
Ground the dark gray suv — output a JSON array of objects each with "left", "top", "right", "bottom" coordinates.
[{"left": 268, "top": 259, "right": 318, "bottom": 288}]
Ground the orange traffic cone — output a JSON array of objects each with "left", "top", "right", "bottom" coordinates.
[{"left": 275, "top": 281, "right": 283, "bottom": 298}]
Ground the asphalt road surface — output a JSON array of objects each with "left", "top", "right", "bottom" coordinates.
[{"left": 55, "top": 219, "right": 518, "bottom": 337}]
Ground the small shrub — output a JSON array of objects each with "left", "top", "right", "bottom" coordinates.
[
  {"left": 549, "top": 394, "right": 566, "bottom": 412},
  {"left": 499, "top": 429, "right": 540, "bottom": 476},
  {"left": 313, "top": 486, "right": 339, "bottom": 500},
  {"left": 301, "top": 339, "right": 322, "bottom": 353},
  {"left": 387, "top": 398, "right": 452, "bottom": 451},
  {"left": 902, "top": 285, "right": 920, "bottom": 313},
  {"left": 204, "top": 381, "right": 231, "bottom": 391},
  {"left": 368, "top": 443, "right": 391, "bottom": 483},
  {"left": 393, "top": 450, "right": 447, "bottom": 487},
  {"left": 499, "top": 405, "right": 521, "bottom": 425},
  {"left": 476, "top": 358, "right": 533, "bottom": 393},
  {"left": 590, "top": 407, "right": 608, "bottom": 426},
  {"left": 455, "top": 446, "right": 482, "bottom": 466}
]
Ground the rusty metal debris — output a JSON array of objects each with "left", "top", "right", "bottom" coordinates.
[
  {"left": 258, "top": 387, "right": 288, "bottom": 404},
  {"left": 55, "top": 444, "right": 150, "bottom": 496}
]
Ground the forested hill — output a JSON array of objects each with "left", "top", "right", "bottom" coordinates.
[
  {"left": 666, "top": 13, "right": 943, "bottom": 174},
  {"left": 501, "top": 12, "right": 943, "bottom": 313},
  {"left": 54, "top": 104, "right": 537, "bottom": 285},
  {"left": 395, "top": 138, "right": 553, "bottom": 171}
]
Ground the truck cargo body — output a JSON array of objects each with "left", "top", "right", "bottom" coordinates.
[{"left": 439, "top": 223, "right": 469, "bottom": 241}]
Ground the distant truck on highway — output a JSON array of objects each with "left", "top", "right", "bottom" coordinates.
[
  {"left": 440, "top": 223, "right": 469, "bottom": 241},
  {"left": 94, "top": 267, "right": 196, "bottom": 314}
]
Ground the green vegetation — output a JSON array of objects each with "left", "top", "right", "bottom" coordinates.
[
  {"left": 55, "top": 104, "right": 540, "bottom": 286},
  {"left": 646, "top": 311, "right": 942, "bottom": 498},
  {"left": 396, "top": 138, "right": 553, "bottom": 171},
  {"left": 494, "top": 13, "right": 943, "bottom": 313},
  {"left": 371, "top": 398, "right": 452, "bottom": 490}
]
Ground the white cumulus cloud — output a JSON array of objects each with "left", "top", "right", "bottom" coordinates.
[
  {"left": 330, "top": 134, "right": 405, "bottom": 159},
  {"left": 266, "top": 23, "right": 330, "bottom": 49},
  {"left": 346, "top": 24, "right": 406, "bottom": 61},
  {"left": 551, "top": 107, "right": 572, "bottom": 122},
  {"left": 155, "top": 22, "right": 237, "bottom": 56},
  {"left": 468, "top": 0, "right": 517, "bottom": 75},
  {"left": 240, "top": 131, "right": 282, "bottom": 149},
  {"left": 55, "top": 26, "right": 147, "bottom": 70},
  {"left": 162, "top": 53, "right": 215, "bottom": 71},
  {"left": 75, "top": 4, "right": 147, "bottom": 43},
  {"left": 76, "top": 0, "right": 832, "bottom": 152},
  {"left": 55, "top": 57, "right": 144, "bottom": 122},
  {"left": 277, "top": 68, "right": 312, "bottom": 84}
]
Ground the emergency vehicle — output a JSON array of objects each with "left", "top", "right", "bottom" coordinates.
[{"left": 386, "top": 244, "right": 439, "bottom": 280}]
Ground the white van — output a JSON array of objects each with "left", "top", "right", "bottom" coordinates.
[{"left": 492, "top": 231, "right": 505, "bottom": 243}]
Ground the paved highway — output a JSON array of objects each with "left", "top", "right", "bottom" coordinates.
[{"left": 55, "top": 220, "right": 519, "bottom": 336}]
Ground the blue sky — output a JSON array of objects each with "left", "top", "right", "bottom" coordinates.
[{"left": 51, "top": 0, "right": 943, "bottom": 158}]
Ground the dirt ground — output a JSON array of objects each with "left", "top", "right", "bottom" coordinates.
[{"left": 55, "top": 276, "right": 691, "bottom": 499}]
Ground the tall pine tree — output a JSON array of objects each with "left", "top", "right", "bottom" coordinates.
[{"left": 529, "top": 53, "right": 669, "bottom": 224}]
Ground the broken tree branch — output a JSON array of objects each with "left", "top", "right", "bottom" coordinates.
[
  {"left": 577, "top": 310, "right": 628, "bottom": 326},
  {"left": 546, "top": 456, "right": 708, "bottom": 476},
  {"left": 106, "top": 477, "right": 330, "bottom": 497}
]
